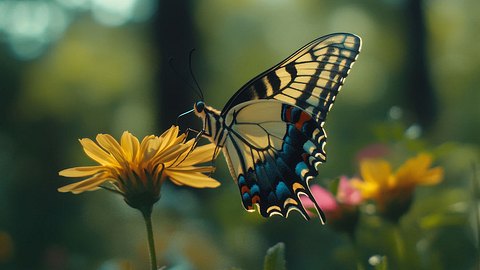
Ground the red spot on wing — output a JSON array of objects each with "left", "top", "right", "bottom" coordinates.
[
  {"left": 252, "top": 195, "right": 260, "bottom": 204},
  {"left": 241, "top": 186, "right": 250, "bottom": 194},
  {"left": 285, "top": 107, "right": 292, "bottom": 122},
  {"left": 295, "top": 111, "right": 312, "bottom": 130}
]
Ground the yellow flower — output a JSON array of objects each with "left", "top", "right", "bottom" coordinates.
[
  {"left": 352, "top": 153, "right": 443, "bottom": 221},
  {"left": 58, "top": 126, "right": 220, "bottom": 210}
]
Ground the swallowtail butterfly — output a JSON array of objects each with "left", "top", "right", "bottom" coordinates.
[{"left": 193, "top": 33, "right": 361, "bottom": 222}]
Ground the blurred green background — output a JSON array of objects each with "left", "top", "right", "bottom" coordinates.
[{"left": 0, "top": 0, "right": 478, "bottom": 269}]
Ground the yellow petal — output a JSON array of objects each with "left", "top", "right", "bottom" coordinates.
[
  {"left": 139, "top": 135, "right": 158, "bottom": 161},
  {"left": 59, "top": 166, "right": 105, "bottom": 177},
  {"left": 58, "top": 173, "right": 111, "bottom": 194},
  {"left": 166, "top": 171, "right": 220, "bottom": 188},
  {"left": 395, "top": 153, "right": 443, "bottom": 187},
  {"left": 181, "top": 143, "right": 218, "bottom": 166},
  {"left": 79, "top": 138, "right": 117, "bottom": 166},
  {"left": 96, "top": 134, "right": 128, "bottom": 165},
  {"left": 360, "top": 159, "right": 392, "bottom": 185},
  {"left": 396, "top": 153, "right": 429, "bottom": 178},
  {"left": 158, "top": 125, "right": 180, "bottom": 151},
  {"left": 166, "top": 165, "right": 215, "bottom": 173},
  {"left": 419, "top": 167, "right": 444, "bottom": 185},
  {"left": 351, "top": 178, "right": 379, "bottom": 199},
  {"left": 121, "top": 131, "right": 140, "bottom": 162},
  {"left": 153, "top": 144, "right": 190, "bottom": 165},
  {"left": 139, "top": 135, "right": 156, "bottom": 151}
]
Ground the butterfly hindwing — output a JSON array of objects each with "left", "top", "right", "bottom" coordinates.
[{"left": 221, "top": 100, "right": 327, "bottom": 221}]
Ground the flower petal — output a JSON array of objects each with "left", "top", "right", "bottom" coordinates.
[
  {"left": 166, "top": 165, "right": 215, "bottom": 173},
  {"left": 420, "top": 167, "right": 444, "bottom": 185},
  {"left": 121, "top": 131, "right": 140, "bottom": 162},
  {"left": 166, "top": 171, "right": 220, "bottom": 188},
  {"left": 79, "top": 138, "right": 117, "bottom": 166},
  {"left": 158, "top": 125, "right": 180, "bottom": 151},
  {"left": 310, "top": 185, "right": 338, "bottom": 212},
  {"left": 58, "top": 173, "right": 111, "bottom": 194},
  {"left": 351, "top": 178, "right": 379, "bottom": 200},
  {"left": 360, "top": 159, "right": 392, "bottom": 185},
  {"left": 153, "top": 144, "right": 190, "bottom": 166},
  {"left": 96, "top": 134, "right": 128, "bottom": 165},
  {"left": 395, "top": 153, "right": 443, "bottom": 187},
  {"left": 59, "top": 166, "right": 105, "bottom": 177},
  {"left": 139, "top": 135, "right": 159, "bottom": 162},
  {"left": 180, "top": 143, "right": 218, "bottom": 166},
  {"left": 337, "top": 176, "right": 363, "bottom": 205}
]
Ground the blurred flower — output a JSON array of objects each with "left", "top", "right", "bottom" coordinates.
[
  {"left": 336, "top": 176, "right": 363, "bottom": 206},
  {"left": 352, "top": 153, "right": 444, "bottom": 222},
  {"left": 58, "top": 125, "right": 220, "bottom": 210},
  {"left": 302, "top": 177, "right": 363, "bottom": 235}
]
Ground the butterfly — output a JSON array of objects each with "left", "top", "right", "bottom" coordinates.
[{"left": 192, "top": 33, "right": 361, "bottom": 223}]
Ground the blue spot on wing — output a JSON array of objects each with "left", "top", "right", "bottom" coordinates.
[
  {"left": 295, "top": 162, "right": 308, "bottom": 178},
  {"left": 251, "top": 184, "right": 260, "bottom": 195},
  {"left": 275, "top": 182, "right": 291, "bottom": 200},
  {"left": 238, "top": 175, "right": 246, "bottom": 185}
]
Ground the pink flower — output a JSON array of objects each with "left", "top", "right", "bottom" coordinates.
[
  {"left": 301, "top": 185, "right": 337, "bottom": 215},
  {"left": 301, "top": 176, "right": 363, "bottom": 221},
  {"left": 337, "top": 176, "right": 363, "bottom": 206}
]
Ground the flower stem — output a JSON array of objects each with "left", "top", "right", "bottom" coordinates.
[
  {"left": 141, "top": 206, "right": 157, "bottom": 270},
  {"left": 392, "top": 225, "right": 404, "bottom": 257},
  {"left": 391, "top": 224, "right": 405, "bottom": 268}
]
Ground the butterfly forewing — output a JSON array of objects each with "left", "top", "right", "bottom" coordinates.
[{"left": 221, "top": 33, "right": 361, "bottom": 124}]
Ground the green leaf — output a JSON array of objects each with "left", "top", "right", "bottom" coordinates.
[{"left": 263, "top": 242, "right": 286, "bottom": 270}]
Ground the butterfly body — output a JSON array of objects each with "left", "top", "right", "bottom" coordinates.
[{"left": 194, "top": 33, "right": 362, "bottom": 222}]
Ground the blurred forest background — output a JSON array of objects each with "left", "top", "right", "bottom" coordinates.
[{"left": 0, "top": 0, "right": 479, "bottom": 269}]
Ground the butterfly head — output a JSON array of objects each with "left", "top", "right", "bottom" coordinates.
[{"left": 194, "top": 101, "right": 206, "bottom": 116}]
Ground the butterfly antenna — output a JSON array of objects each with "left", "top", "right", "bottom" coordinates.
[
  {"left": 188, "top": 49, "right": 204, "bottom": 101},
  {"left": 168, "top": 57, "right": 203, "bottom": 100}
]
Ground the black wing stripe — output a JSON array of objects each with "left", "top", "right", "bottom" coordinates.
[
  {"left": 252, "top": 80, "right": 268, "bottom": 99},
  {"left": 285, "top": 62, "right": 298, "bottom": 81},
  {"left": 267, "top": 73, "right": 281, "bottom": 92},
  {"left": 227, "top": 132, "right": 248, "bottom": 173}
]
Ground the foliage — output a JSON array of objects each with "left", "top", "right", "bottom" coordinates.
[{"left": 263, "top": 243, "right": 286, "bottom": 270}]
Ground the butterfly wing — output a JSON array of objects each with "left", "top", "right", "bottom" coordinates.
[
  {"left": 221, "top": 100, "right": 330, "bottom": 221},
  {"left": 221, "top": 33, "right": 362, "bottom": 124},
  {"left": 219, "top": 33, "right": 361, "bottom": 221}
]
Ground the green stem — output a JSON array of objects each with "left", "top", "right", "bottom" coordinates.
[
  {"left": 141, "top": 206, "right": 157, "bottom": 270},
  {"left": 392, "top": 225, "right": 405, "bottom": 268},
  {"left": 348, "top": 234, "right": 364, "bottom": 270},
  {"left": 471, "top": 163, "right": 480, "bottom": 269}
]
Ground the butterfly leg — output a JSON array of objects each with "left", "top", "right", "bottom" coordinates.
[{"left": 183, "top": 127, "right": 202, "bottom": 141}]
